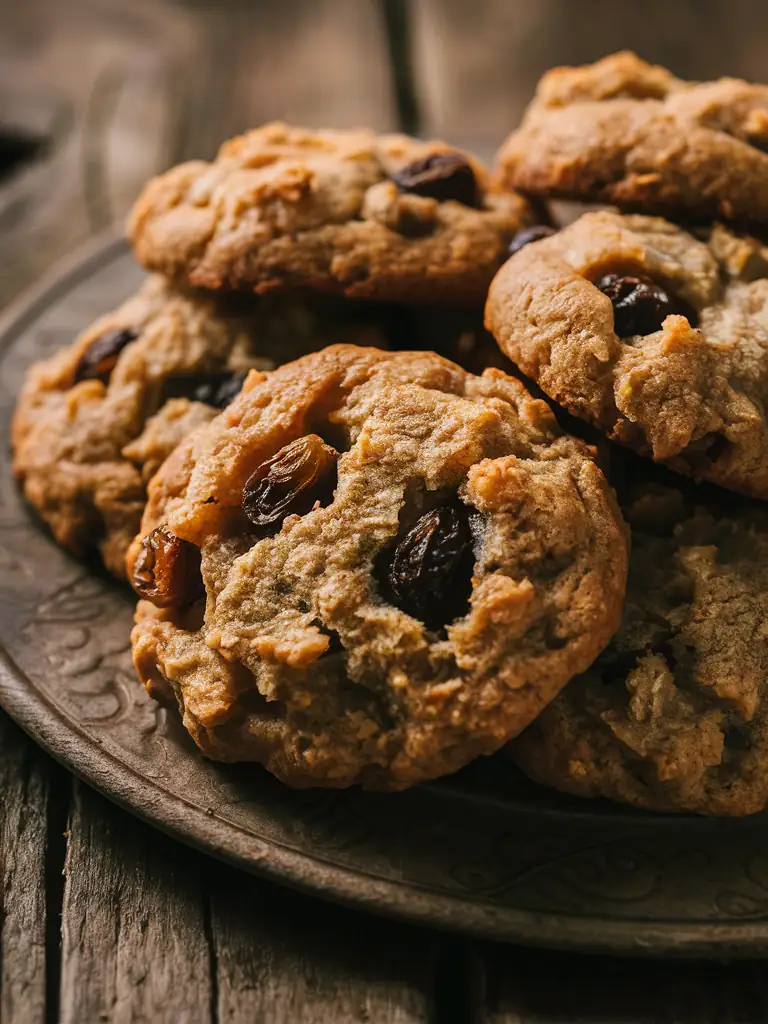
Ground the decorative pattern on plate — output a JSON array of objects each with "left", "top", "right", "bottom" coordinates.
[{"left": 2, "top": 236, "right": 768, "bottom": 954}]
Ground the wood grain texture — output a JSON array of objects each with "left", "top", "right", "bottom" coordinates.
[
  {"left": 411, "top": 0, "right": 768, "bottom": 155},
  {"left": 59, "top": 782, "right": 213, "bottom": 1024},
  {"left": 57, "top": 783, "right": 440, "bottom": 1024},
  {"left": 208, "top": 866, "right": 436, "bottom": 1023},
  {"left": 0, "top": 0, "right": 397, "bottom": 313},
  {"left": 0, "top": 714, "right": 62, "bottom": 1024},
  {"left": 183, "top": 0, "right": 398, "bottom": 141},
  {"left": 0, "top": 0, "right": 196, "bottom": 310},
  {"left": 477, "top": 945, "right": 768, "bottom": 1023}
]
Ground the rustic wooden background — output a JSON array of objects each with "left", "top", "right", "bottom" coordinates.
[{"left": 3, "top": 2, "right": 768, "bottom": 1021}]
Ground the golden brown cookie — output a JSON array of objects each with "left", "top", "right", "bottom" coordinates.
[
  {"left": 511, "top": 459, "right": 768, "bottom": 817},
  {"left": 498, "top": 51, "right": 768, "bottom": 226},
  {"left": 128, "top": 122, "right": 532, "bottom": 305},
  {"left": 12, "top": 277, "right": 388, "bottom": 577},
  {"left": 128, "top": 345, "right": 628, "bottom": 790},
  {"left": 486, "top": 210, "right": 768, "bottom": 498}
]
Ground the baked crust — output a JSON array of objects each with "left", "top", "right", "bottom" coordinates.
[
  {"left": 129, "top": 345, "right": 628, "bottom": 790},
  {"left": 486, "top": 210, "right": 768, "bottom": 498},
  {"left": 12, "top": 277, "right": 388, "bottom": 576},
  {"left": 498, "top": 51, "right": 768, "bottom": 226},
  {"left": 512, "top": 459, "right": 768, "bottom": 816},
  {"left": 128, "top": 122, "right": 532, "bottom": 305}
]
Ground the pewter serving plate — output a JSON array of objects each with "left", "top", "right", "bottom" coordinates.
[{"left": 3, "top": 234, "right": 768, "bottom": 958}]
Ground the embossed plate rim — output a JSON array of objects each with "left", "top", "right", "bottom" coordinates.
[{"left": 3, "top": 232, "right": 768, "bottom": 957}]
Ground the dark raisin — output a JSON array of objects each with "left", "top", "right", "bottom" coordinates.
[
  {"left": 242, "top": 435, "right": 338, "bottom": 528},
  {"left": 131, "top": 525, "right": 204, "bottom": 608},
  {"left": 73, "top": 327, "right": 139, "bottom": 383},
  {"left": 595, "top": 274, "right": 677, "bottom": 337},
  {"left": 392, "top": 153, "right": 478, "bottom": 206},
  {"left": 162, "top": 371, "right": 247, "bottom": 409},
  {"left": 508, "top": 224, "right": 557, "bottom": 256},
  {"left": 388, "top": 506, "right": 472, "bottom": 625}
]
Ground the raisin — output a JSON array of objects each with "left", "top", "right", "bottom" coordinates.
[
  {"left": 131, "top": 525, "right": 204, "bottom": 608},
  {"left": 388, "top": 506, "right": 472, "bottom": 625},
  {"left": 242, "top": 435, "right": 338, "bottom": 528},
  {"left": 508, "top": 224, "right": 556, "bottom": 256},
  {"left": 595, "top": 273, "right": 677, "bottom": 337},
  {"left": 73, "top": 327, "right": 139, "bottom": 383},
  {"left": 162, "top": 371, "right": 247, "bottom": 409},
  {"left": 392, "top": 153, "right": 478, "bottom": 206}
]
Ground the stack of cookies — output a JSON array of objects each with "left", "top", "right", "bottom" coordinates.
[
  {"left": 11, "top": 56, "right": 768, "bottom": 815},
  {"left": 493, "top": 51, "right": 768, "bottom": 816}
]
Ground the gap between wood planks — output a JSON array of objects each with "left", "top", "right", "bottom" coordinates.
[
  {"left": 378, "top": 0, "right": 423, "bottom": 136},
  {"left": 43, "top": 768, "right": 69, "bottom": 1024},
  {"left": 0, "top": 715, "right": 70, "bottom": 1024},
  {"left": 53, "top": 781, "right": 484, "bottom": 1024}
]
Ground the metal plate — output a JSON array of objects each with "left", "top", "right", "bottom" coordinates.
[{"left": 3, "top": 235, "right": 768, "bottom": 958}]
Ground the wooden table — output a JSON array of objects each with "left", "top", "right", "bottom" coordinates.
[{"left": 3, "top": 3, "right": 768, "bottom": 1020}]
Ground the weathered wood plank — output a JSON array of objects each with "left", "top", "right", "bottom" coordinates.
[
  {"left": 187, "top": 0, "right": 397, "bottom": 140},
  {"left": 411, "top": 0, "right": 768, "bottom": 156},
  {"left": 59, "top": 781, "right": 213, "bottom": 1024},
  {"left": 478, "top": 945, "right": 768, "bottom": 1023},
  {"left": 0, "top": 0, "right": 397, "bottom": 314},
  {"left": 0, "top": 712, "right": 64, "bottom": 1024},
  {"left": 0, "top": 0, "right": 194, "bottom": 310},
  {"left": 209, "top": 865, "right": 437, "bottom": 1023}
]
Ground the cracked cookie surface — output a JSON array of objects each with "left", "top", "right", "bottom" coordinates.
[
  {"left": 128, "top": 122, "right": 532, "bottom": 305},
  {"left": 497, "top": 51, "right": 768, "bottom": 226},
  {"left": 486, "top": 210, "right": 768, "bottom": 498},
  {"left": 129, "top": 344, "right": 627, "bottom": 790},
  {"left": 13, "top": 276, "right": 388, "bottom": 577},
  {"left": 511, "top": 459, "right": 768, "bottom": 816}
]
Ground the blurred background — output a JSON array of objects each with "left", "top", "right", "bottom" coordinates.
[{"left": 2, "top": 0, "right": 768, "bottom": 306}]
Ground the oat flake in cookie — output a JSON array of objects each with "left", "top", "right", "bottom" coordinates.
[
  {"left": 128, "top": 122, "right": 533, "bottom": 305},
  {"left": 498, "top": 51, "right": 768, "bottom": 226},
  {"left": 12, "top": 276, "right": 389, "bottom": 578},
  {"left": 128, "top": 345, "right": 627, "bottom": 790},
  {"left": 511, "top": 460, "right": 768, "bottom": 817},
  {"left": 486, "top": 210, "right": 768, "bottom": 499}
]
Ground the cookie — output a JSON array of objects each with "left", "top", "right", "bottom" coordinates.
[
  {"left": 511, "top": 460, "right": 768, "bottom": 817},
  {"left": 128, "top": 345, "right": 628, "bottom": 790},
  {"left": 486, "top": 210, "right": 768, "bottom": 498},
  {"left": 13, "top": 276, "right": 389, "bottom": 578},
  {"left": 128, "top": 122, "right": 532, "bottom": 305},
  {"left": 497, "top": 51, "right": 768, "bottom": 226}
]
